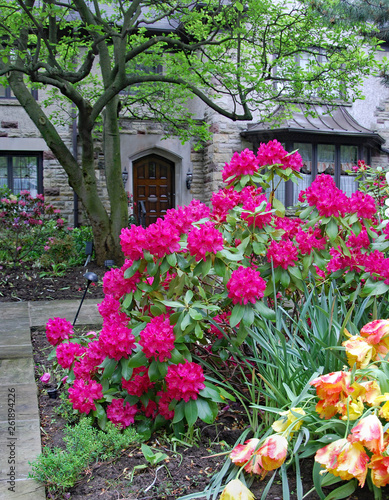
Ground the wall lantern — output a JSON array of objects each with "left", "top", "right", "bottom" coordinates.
[
  {"left": 122, "top": 167, "right": 129, "bottom": 185},
  {"left": 186, "top": 171, "right": 193, "bottom": 190}
]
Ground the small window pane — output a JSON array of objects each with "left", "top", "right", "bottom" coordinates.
[
  {"left": 293, "top": 143, "right": 312, "bottom": 205},
  {"left": 13, "top": 156, "right": 38, "bottom": 196},
  {"left": 0, "top": 157, "right": 7, "bottom": 189},
  {"left": 0, "top": 85, "right": 6, "bottom": 97},
  {"left": 340, "top": 145, "right": 358, "bottom": 196},
  {"left": 318, "top": 144, "right": 335, "bottom": 175}
]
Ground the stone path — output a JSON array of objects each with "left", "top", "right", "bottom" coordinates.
[{"left": 0, "top": 299, "right": 102, "bottom": 500}]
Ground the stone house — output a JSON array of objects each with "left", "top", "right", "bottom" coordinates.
[{"left": 1, "top": 44, "right": 389, "bottom": 227}]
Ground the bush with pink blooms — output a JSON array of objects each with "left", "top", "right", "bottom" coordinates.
[
  {"left": 0, "top": 189, "right": 66, "bottom": 265},
  {"left": 45, "top": 140, "right": 389, "bottom": 444}
]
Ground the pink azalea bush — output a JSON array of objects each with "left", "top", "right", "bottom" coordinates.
[{"left": 45, "top": 140, "right": 389, "bottom": 438}]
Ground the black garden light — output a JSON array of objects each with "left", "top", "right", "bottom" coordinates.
[{"left": 73, "top": 271, "right": 99, "bottom": 326}]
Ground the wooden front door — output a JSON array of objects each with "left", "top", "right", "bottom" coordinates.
[{"left": 133, "top": 155, "right": 175, "bottom": 227}]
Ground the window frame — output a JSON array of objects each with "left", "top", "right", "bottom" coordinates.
[
  {"left": 0, "top": 85, "right": 38, "bottom": 100},
  {"left": 0, "top": 152, "right": 43, "bottom": 195}
]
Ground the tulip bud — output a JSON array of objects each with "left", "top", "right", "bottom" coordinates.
[{"left": 219, "top": 479, "right": 255, "bottom": 500}]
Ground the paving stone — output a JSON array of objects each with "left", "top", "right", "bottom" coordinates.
[
  {"left": 29, "top": 298, "right": 102, "bottom": 327},
  {"left": 0, "top": 345, "right": 32, "bottom": 360},
  {"left": 0, "top": 419, "right": 42, "bottom": 481},
  {"left": 0, "top": 478, "right": 45, "bottom": 500},
  {"left": 0, "top": 359, "right": 35, "bottom": 385},
  {"left": 0, "top": 385, "right": 39, "bottom": 423}
]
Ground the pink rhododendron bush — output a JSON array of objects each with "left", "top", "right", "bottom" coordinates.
[
  {"left": 45, "top": 140, "right": 389, "bottom": 446},
  {"left": 222, "top": 319, "right": 389, "bottom": 499},
  {"left": 0, "top": 189, "right": 65, "bottom": 264}
]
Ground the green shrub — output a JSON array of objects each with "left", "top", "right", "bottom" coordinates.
[{"left": 29, "top": 417, "right": 139, "bottom": 495}]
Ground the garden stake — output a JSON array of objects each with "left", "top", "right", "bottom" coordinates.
[{"left": 73, "top": 272, "right": 99, "bottom": 326}]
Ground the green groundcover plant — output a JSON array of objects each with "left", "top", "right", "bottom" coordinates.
[{"left": 44, "top": 141, "right": 389, "bottom": 497}]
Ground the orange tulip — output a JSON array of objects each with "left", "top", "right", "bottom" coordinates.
[
  {"left": 230, "top": 439, "right": 260, "bottom": 467},
  {"left": 256, "top": 435, "right": 288, "bottom": 471},
  {"left": 342, "top": 335, "right": 375, "bottom": 368},
  {"left": 360, "top": 320, "right": 389, "bottom": 345},
  {"left": 369, "top": 455, "right": 389, "bottom": 488},
  {"left": 315, "top": 438, "right": 369, "bottom": 487},
  {"left": 349, "top": 414, "right": 384, "bottom": 454},
  {"left": 310, "top": 371, "right": 351, "bottom": 402}
]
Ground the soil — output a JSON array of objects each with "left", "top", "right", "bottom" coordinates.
[
  {"left": 2, "top": 264, "right": 382, "bottom": 499},
  {"left": 0, "top": 263, "right": 105, "bottom": 302}
]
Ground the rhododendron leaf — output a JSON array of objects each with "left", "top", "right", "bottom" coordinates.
[
  {"left": 120, "top": 359, "right": 133, "bottom": 381},
  {"left": 218, "top": 249, "right": 244, "bottom": 261},
  {"left": 273, "top": 198, "right": 286, "bottom": 217},
  {"left": 134, "top": 289, "right": 143, "bottom": 302},
  {"left": 198, "top": 286, "right": 207, "bottom": 300},
  {"left": 185, "top": 290, "right": 194, "bottom": 304},
  {"left": 100, "top": 358, "right": 117, "bottom": 379},
  {"left": 242, "top": 306, "right": 254, "bottom": 326},
  {"left": 196, "top": 396, "right": 218, "bottom": 424},
  {"left": 122, "top": 293, "right": 133, "bottom": 310},
  {"left": 299, "top": 206, "right": 313, "bottom": 219},
  {"left": 98, "top": 413, "right": 107, "bottom": 431},
  {"left": 348, "top": 213, "right": 359, "bottom": 225},
  {"left": 193, "top": 257, "right": 212, "bottom": 277},
  {"left": 201, "top": 382, "right": 229, "bottom": 402},
  {"left": 161, "top": 299, "right": 185, "bottom": 309},
  {"left": 170, "top": 348, "right": 185, "bottom": 364},
  {"left": 230, "top": 304, "right": 245, "bottom": 328},
  {"left": 195, "top": 322, "right": 203, "bottom": 338},
  {"left": 254, "top": 301, "right": 276, "bottom": 320},
  {"left": 48, "top": 347, "right": 57, "bottom": 361},
  {"left": 124, "top": 395, "right": 139, "bottom": 406},
  {"left": 325, "top": 218, "right": 338, "bottom": 241},
  {"left": 127, "top": 350, "right": 148, "bottom": 368},
  {"left": 176, "top": 254, "right": 190, "bottom": 271},
  {"left": 181, "top": 312, "right": 192, "bottom": 331},
  {"left": 289, "top": 266, "right": 303, "bottom": 280},
  {"left": 148, "top": 359, "right": 167, "bottom": 381},
  {"left": 150, "top": 304, "right": 165, "bottom": 317},
  {"left": 234, "top": 322, "right": 249, "bottom": 346},
  {"left": 184, "top": 399, "right": 198, "bottom": 427},
  {"left": 189, "top": 308, "right": 203, "bottom": 321},
  {"left": 351, "top": 221, "right": 361, "bottom": 235},
  {"left": 172, "top": 400, "right": 185, "bottom": 424},
  {"left": 147, "top": 260, "right": 159, "bottom": 276},
  {"left": 124, "top": 259, "right": 141, "bottom": 279},
  {"left": 239, "top": 174, "right": 250, "bottom": 187},
  {"left": 280, "top": 270, "right": 290, "bottom": 288},
  {"left": 143, "top": 250, "right": 154, "bottom": 263},
  {"left": 323, "top": 480, "right": 357, "bottom": 500},
  {"left": 166, "top": 253, "right": 177, "bottom": 267},
  {"left": 213, "top": 257, "right": 226, "bottom": 277},
  {"left": 252, "top": 240, "right": 265, "bottom": 255},
  {"left": 361, "top": 280, "right": 389, "bottom": 297},
  {"left": 160, "top": 258, "right": 170, "bottom": 275}
]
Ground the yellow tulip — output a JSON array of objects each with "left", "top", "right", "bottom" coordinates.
[
  {"left": 219, "top": 479, "right": 255, "bottom": 500},
  {"left": 272, "top": 407, "right": 306, "bottom": 436}
]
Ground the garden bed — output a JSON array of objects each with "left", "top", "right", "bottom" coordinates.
[{"left": 0, "top": 263, "right": 105, "bottom": 302}]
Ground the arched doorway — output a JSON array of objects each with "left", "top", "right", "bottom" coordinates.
[{"left": 133, "top": 154, "right": 175, "bottom": 226}]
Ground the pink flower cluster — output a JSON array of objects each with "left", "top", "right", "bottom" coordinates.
[
  {"left": 102, "top": 260, "right": 142, "bottom": 300},
  {"left": 106, "top": 398, "right": 138, "bottom": 428},
  {"left": 165, "top": 361, "right": 205, "bottom": 402},
  {"left": 68, "top": 379, "right": 103, "bottom": 414},
  {"left": 99, "top": 321, "right": 136, "bottom": 360},
  {"left": 267, "top": 240, "right": 299, "bottom": 269},
  {"left": 122, "top": 367, "right": 154, "bottom": 397},
  {"left": 227, "top": 266, "right": 267, "bottom": 305},
  {"left": 46, "top": 317, "right": 73, "bottom": 346},
  {"left": 139, "top": 315, "right": 175, "bottom": 362},
  {"left": 221, "top": 141, "right": 302, "bottom": 185},
  {"left": 299, "top": 175, "right": 376, "bottom": 221},
  {"left": 121, "top": 202, "right": 212, "bottom": 260},
  {"left": 56, "top": 342, "right": 86, "bottom": 369},
  {"left": 257, "top": 139, "right": 303, "bottom": 172},
  {"left": 187, "top": 221, "right": 224, "bottom": 261}
]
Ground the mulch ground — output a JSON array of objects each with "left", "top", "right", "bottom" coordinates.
[{"left": 1, "top": 262, "right": 382, "bottom": 499}]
